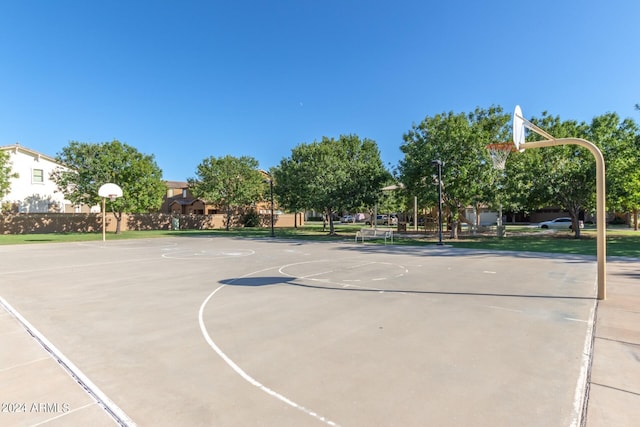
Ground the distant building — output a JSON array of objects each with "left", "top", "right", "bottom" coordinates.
[
  {"left": 161, "top": 171, "right": 276, "bottom": 215},
  {"left": 0, "top": 143, "right": 81, "bottom": 213}
]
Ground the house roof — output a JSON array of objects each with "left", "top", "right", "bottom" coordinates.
[
  {"left": 169, "top": 199, "right": 194, "bottom": 206},
  {"left": 1, "top": 143, "right": 61, "bottom": 165},
  {"left": 169, "top": 198, "right": 208, "bottom": 207},
  {"left": 164, "top": 180, "right": 189, "bottom": 189}
]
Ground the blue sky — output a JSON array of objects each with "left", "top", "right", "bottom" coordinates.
[{"left": 1, "top": 1, "right": 639, "bottom": 181}]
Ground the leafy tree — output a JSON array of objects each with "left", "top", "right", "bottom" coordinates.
[
  {"left": 52, "top": 140, "right": 166, "bottom": 233},
  {"left": 507, "top": 111, "right": 640, "bottom": 236},
  {"left": 188, "top": 155, "right": 265, "bottom": 230},
  {"left": 378, "top": 183, "right": 406, "bottom": 219},
  {"left": 590, "top": 113, "right": 640, "bottom": 230},
  {"left": 273, "top": 135, "right": 389, "bottom": 235},
  {"left": 399, "top": 106, "right": 510, "bottom": 238},
  {"left": 0, "top": 149, "right": 17, "bottom": 202},
  {"left": 506, "top": 113, "right": 599, "bottom": 238},
  {"left": 270, "top": 157, "right": 309, "bottom": 228}
]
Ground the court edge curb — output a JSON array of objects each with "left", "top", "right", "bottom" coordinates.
[{"left": 0, "top": 296, "right": 137, "bottom": 427}]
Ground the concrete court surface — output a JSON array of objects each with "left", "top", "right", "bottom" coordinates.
[{"left": 0, "top": 236, "right": 603, "bottom": 426}]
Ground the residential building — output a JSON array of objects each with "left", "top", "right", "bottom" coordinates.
[
  {"left": 0, "top": 143, "right": 81, "bottom": 213},
  {"left": 162, "top": 171, "right": 277, "bottom": 215}
]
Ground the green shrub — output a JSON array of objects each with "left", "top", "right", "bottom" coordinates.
[
  {"left": 242, "top": 209, "right": 261, "bottom": 227},
  {"left": 609, "top": 216, "right": 626, "bottom": 225}
]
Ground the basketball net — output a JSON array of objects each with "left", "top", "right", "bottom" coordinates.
[{"left": 485, "top": 142, "right": 515, "bottom": 170}]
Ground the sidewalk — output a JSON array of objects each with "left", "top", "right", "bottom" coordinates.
[
  {"left": 584, "top": 259, "right": 640, "bottom": 426},
  {"left": 0, "top": 301, "right": 120, "bottom": 427}
]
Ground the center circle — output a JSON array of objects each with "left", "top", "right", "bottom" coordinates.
[{"left": 279, "top": 259, "right": 406, "bottom": 286}]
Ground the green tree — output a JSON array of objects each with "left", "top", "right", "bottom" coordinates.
[
  {"left": 188, "top": 155, "right": 265, "bottom": 230},
  {"left": 591, "top": 113, "right": 640, "bottom": 230},
  {"left": 270, "top": 158, "right": 308, "bottom": 228},
  {"left": 0, "top": 149, "right": 17, "bottom": 203},
  {"left": 506, "top": 113, "right": 596, "bottom": 238},
  {"left": 399, "top": 106, "right": 510, "bottom": 238},
  {"left": 52, "top": 140, "right": 166, "bottom": 233},
  {"left": 273, "top": 135, "right": 389, "bottom": 235}
]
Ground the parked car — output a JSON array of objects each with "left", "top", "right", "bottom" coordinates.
[
  {"left": 341, "top": 215, "right": 355, "bottom": 223},
  {"left": 538, "top": 217, "right": 573, "bottom": 229},
  {"left": 365, "top": 215, "right": 398, "bottom": 226}
]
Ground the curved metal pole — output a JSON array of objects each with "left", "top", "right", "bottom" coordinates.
[
  {"left": 521, "top": 138, "right": 606, "bottom": 300},
  {"left": 437, "top": 163, "right": 443, "bottom": 245}
]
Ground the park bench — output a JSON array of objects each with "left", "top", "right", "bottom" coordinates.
[{"left": 355, "top": 227, "right": 394, "bottom": 244}]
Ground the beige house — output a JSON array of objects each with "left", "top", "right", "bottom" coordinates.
[{"left": 162, "top": 180, "right": 277, "bottom": 216}]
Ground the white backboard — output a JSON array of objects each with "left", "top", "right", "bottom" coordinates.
[
  {"left": 98, "top": 183, "right": 123, "bottom": 198},
  {"left": 512, "top": 105, "right": 526, "bottom": 151}
]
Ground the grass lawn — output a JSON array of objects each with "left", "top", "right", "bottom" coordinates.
[{"left": 0, "top": 224, "right": 638, "bottom": 258}]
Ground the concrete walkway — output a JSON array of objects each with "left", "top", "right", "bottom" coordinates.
[{"left": 584, "top": 259, "right": 640, "bottom": 426}]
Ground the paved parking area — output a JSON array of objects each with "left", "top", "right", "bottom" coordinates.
[{"left": 0, "top": 236, "right": 622, "bottom": 426}]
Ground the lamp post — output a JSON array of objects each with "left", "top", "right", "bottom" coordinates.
[
  {"left": 264, "top": 179, "right": 275, "bottom": 237},
  {"left": 431, "top": 160, "right": 444, "bottom": 245}
]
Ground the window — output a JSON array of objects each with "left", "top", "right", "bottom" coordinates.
[
  {"left": 182, "top": 189, "right": 187, "bottom": 198},
  {"left": 32, "top": 169, "right": 44, "bottom": 183}
]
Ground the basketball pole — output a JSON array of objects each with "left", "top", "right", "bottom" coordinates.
[
  {"left": 102, "top": 197, "right": 106, "bottom": 242},
  {"left": 520, "top": 137, "right": 607, "bottom": 300}
]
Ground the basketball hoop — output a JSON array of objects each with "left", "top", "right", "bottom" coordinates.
[
  {"left": 485, "top": 142, "right": 515, "bottom": 170},
  {"left": 97, "top": 183, "right": 123, "bottom": 242},
  {"left": 98, "top": 183, "right": 123, "bottom": 199}
]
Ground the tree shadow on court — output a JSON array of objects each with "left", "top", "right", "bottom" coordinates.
[
  {"left": 218, "top": 276, "right": 592, "bottom": 300},
  {"left": 219, "top": 277, "right": 296, "bottom": 287},
  {"left": 285, "top": 281, "right": 593, "bottom": 300},
  {"left": 333, "top": 243, "right": 597, "bottom": 263}
]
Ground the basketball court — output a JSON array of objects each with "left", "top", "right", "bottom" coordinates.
[{"left": 0, "top": 236, "right": 597, "bottom": 426}]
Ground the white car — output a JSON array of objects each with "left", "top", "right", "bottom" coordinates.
[
  {"left": 538, "top": 217, "right": 573, "bottom": 229},
  {"left": 365, "top": 215, "right": 398, "bottom": 226},
  {"left": 341, "top": 215, "right": 355, "bottom": 223}
]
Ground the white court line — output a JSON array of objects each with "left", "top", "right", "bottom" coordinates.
[
  {"left": 569, "top": 280, "right": 598, "bottom": 427},
  {"left": 347, "top": 261, "right": 375, "bottom": 269},
  {"left": 77, "top": 241, "right": 178, "bottom": 250},
  {"left": 0, "top": 356, "right": 50, "bottom": 373},
  {"left": 486, "top": 305, "right": 522, "bottom": 313},
  {"left": 279, "top": 259, "right": 406, "bottom": 286},
  {"left": 1, "top": 256, "right": 163, "bottom": 276},
  {"left": 279, "top": 259, "right": 412, "bottom": 292},
  {"left": 29, "top": 402, "right": 97, "bottom": 427},
  {"left": 564, "top": 317, "right": 588, "bottom": 323},
  {"left": 198, "top": 266, "right": 340, "bottom": 427},
  {"left": 162, "top": 249, "right": 255, "bottom": 260},
  {"left": 0, "top": 297, "right": 136, "bottom": 427},
  {"left": 301, "top": 270, "right": 334, "bottom": 279}
]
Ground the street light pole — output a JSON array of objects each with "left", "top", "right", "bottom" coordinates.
[
  {"left": 263, "top": 179, "right": 275, "bottom": 237},
  {"left": 431, "top": 160, "right": 444, "bottom": 245},
  {"left": 269, "top": 179, "right": 275, "bottom": 237}
]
